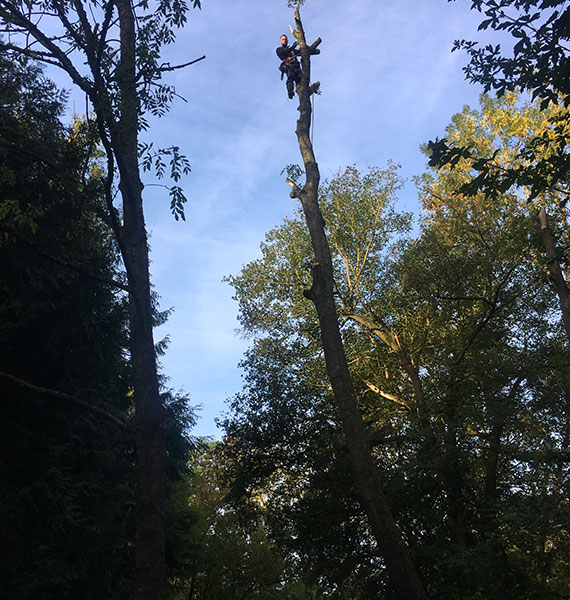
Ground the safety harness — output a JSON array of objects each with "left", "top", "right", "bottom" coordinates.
[{"left": 278, "top": 48, "right": 300, "bottom": 80}]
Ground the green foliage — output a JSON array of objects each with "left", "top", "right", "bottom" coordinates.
[
  {"left": 281, "top": 163, "right": 305, "bottom": 184},
  {"left": 427, "top": 99, "right": 570, "bottom": 201},
  {"left": 179, "top": 444, "right": 323, "bottom": 600},
  {"left": 449, "top": 0, "right": 569, "bottom": 107},
  {"left": 226, "top": 164, "right": 409, "bottom": 335},
  {"left": 223, "top": 115, "right": 570, "bottom": 597},
  {"left": 139, "top": 143, "right": 192, "bottom": 220},
  {"left": 431, "top": 1, "right": 570, "bottom": 201},
  {"left": 0, "top": 56, "right": 134, "bottom": 600}
]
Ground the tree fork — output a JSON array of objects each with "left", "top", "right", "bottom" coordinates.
[{"left": 286, "top": 9, "right": 428, "bottom": 600}]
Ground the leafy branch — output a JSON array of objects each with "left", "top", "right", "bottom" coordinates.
[{"left": 139, "top": 142, "right": 192, "bottom": 219}]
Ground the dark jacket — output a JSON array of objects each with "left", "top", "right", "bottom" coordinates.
[{"left": 276, "top": 43, "right": 300, "bottom": 65}]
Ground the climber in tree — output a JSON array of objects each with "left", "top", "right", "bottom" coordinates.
[{"left": 276, "top": 34, "right": 301, "bottom": 99}]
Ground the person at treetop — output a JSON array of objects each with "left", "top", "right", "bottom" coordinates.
[{"left": 276, "top": 33, "right": 301, "bottom": 99}]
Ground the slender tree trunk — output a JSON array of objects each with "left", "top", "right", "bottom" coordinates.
[
  {"left": 538, "top": 207, "right": 570, "bottom": 341},
  {"left": 285, "top": 10, "right": 428, "bottom": 600},
  {"left": 115, "top": 1, "right": 165, "bottom": 597}
]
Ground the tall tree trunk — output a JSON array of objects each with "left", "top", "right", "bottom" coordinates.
[
  {"left": 115, "top": 1, "right": 165, "bottom": 598},
  {"left": 538, "top": 207, "right": 570, "bottom": 342},
  {"left": 285, "top": 10, "right": 428, "bottom": 600}
]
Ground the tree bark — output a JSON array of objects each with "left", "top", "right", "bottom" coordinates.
[
  {"left": 114, "top": 2, "right": 166, "bottom": 598},
  {"left": 538, "top": 207, "right": 570, "bottom": 342},
  {"left": 285, "top": 10, "right": 428, "bottom": 600}
]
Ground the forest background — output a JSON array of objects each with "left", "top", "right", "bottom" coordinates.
[{"left": 1, "top": 0, "right": 569, "bottom": 599}]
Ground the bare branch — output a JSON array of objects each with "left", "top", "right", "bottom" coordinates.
[
  {"left": 0, "top": 371, "right": 131, "bottom": 433},
  {"left": 97, "top": 0, "right": 116, "bottom": 60},
  {"left": 0, "top": 4, "right": 92, "bottom": 94},
  {"left": 364, "top": 380, "right": 412, "bottom": 411},
  {"left": 0, "top": 224, "right": 129, "bottom": 292},
  {"left": 308, "top": 37, "right": 321, "bottom": 54},
  {"left": 157, "top": 54, "right": 206, "bottom": 73},
  {"left": 0, "top": 41, "right": 62, "bottom": 67}
]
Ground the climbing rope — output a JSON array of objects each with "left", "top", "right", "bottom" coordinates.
[{"left": 311, "top": 90, "right": 315, "bottom": 146}]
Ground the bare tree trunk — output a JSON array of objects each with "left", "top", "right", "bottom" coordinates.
[
  {"left": 285, "top": 10, "right": 428, "bottom": 600},
  {"left": 538, "top": 207, "right": 570, "bottom": 342},
  {"left": 115, "top": 2, "right": 165, "bottom": 597}
]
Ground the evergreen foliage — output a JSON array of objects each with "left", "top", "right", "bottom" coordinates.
[
  {"left": 0, "top": 55, "right": 134, "bottom": 599},
  {"left": 0, "top": 55, "right": 198, "bottom": 599}
]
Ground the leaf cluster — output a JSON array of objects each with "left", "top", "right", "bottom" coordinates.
[
  {"left": 450, "top": 0, "right": 570, "bottom": 107},
  {"left": 431, "top": 1, "right": 570, "bottom": 201},
  {"left": 428, "top": 93, "right": 570, "bottom": 202}
]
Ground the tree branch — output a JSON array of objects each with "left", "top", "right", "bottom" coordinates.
[
  {"left": 364, "top": 380, "right": 412, "bottom": 411},
  {"left": 0, "top": 3, "right": 93, "bottom": 94},
  {"left": 158, "top": 55, "right": 206, "bottom": 72},
  {"left": 0, "top": 224, "right": 129, "bottom": 292},
  {"left": 0, "top": 371, "right": 131, "bottom": 432}
]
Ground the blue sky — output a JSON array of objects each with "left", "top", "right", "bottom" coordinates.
[
  {"left": 54, "top": 0, "right": 495, "bottom": 437},
  {"left": 140, "top": 0, "right": 495, "bottom": 438}
]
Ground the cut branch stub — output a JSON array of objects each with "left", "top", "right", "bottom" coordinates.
[{"left": 286, "top": 177, "right": 303, "bottom": 199}]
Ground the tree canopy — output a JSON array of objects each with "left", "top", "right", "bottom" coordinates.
[{"left": 430, "top": 0, "right": 570, "bottom": 201}]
